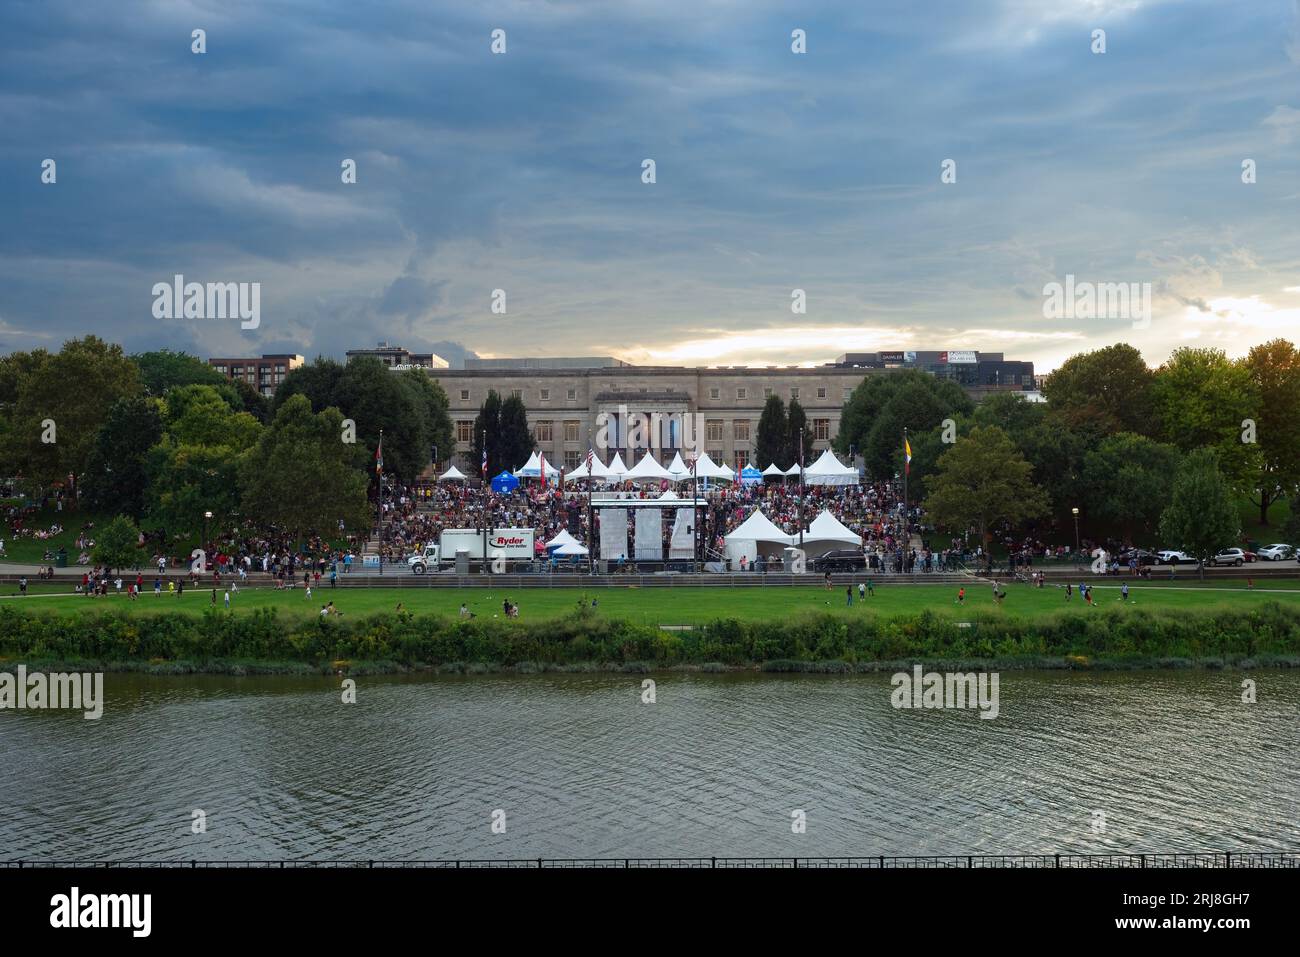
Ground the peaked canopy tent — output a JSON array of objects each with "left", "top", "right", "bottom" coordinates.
[
  {"left": 563, "top": 453, "right": 610, "bottom": 483},
  {"left": 665, "top": 452, "right": 692, "bottom": 482},
  {"left": 797, "top": 509, "right": 863, "bottom": 558},
  {"left": 784, "top": 463, "right": 803, "bottom": 477},
  {"left": 437, "top": 465, "right": 467, "bottom": 482},
  {"left": 690, "top": 452, "right": 734, "bottom": 482},
  {"left": 802, "top": 449, "right": 859, "bottom": 486},
  {"left": 761, "top": 462, "right": 787, "bottom": 479},
  {"left": 625, "top": 451, "right": 674, "bottom": 483},
  {"left": 739, "top": 464, "right": 763, "bottom": 485},
  {"left": 554, "top": 541, "right": 590, "bottom": 557},
  {"left": 604, "top": 452, "right": 630, "bottom": 481},
  {"left": 544, "top": 529, "right": 580, "bottom": 550},
  {"left": 490, "top": 470, "right": 520, "bottom": 494},
  {"left": 723, "top": 508, "right": 793, "bottom": 566},
  {"left": 513, "top": 451, "right": 541, "bottom": 477}
]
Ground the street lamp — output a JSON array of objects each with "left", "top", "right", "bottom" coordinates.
[
  {"left": 203, "top": 511, "right": 213, "bottom": 571},
  {"left": 1071, "top": 507, "right": 1080, "bottom": 554}
]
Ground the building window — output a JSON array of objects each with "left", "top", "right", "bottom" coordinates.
[
  {"left": 535, "top": 421, "right": 554, "bottom": 443},
  {"left": 733, "top": 419, "right": 750, "bottom": 441},
  {"left": 790, "top": 388, "right": 800, "bottom": 401},
  {"left": 763, "top": 387, "right": 773, "bottom": 398},
  {"left": 709, "top": 387, "right": 720, "bottom": 400},
  {"left": 540, "top": 388, "right": 550, "bottom": 401},
  {"left": 737, "top": 388, "right": 747, "bottom": 400},
  {"left": 567, "top": 388, "right": 577, "bottom": 400},
  {"left": 456, "top": 420, "right": 473, "bottom": 443},
  {"left": 843, "top": 388, "right": 852, "bottom": 400},
  {"left": 564, "top": 420, "right": 581, "bottom": 442},
  {"left": 706, "top": 419, "right": 724, "bottom": 442},
  {"left": 511, "top": 389, "right": 522, "bottom": 399},
  {"left": 814, "top": 419, "right": 830, "bottom": 441},
  {"left": 707, "top": 449, "right": 724, "bottom": 464},
  {"left": 816, "top": 387, "right": 827, "bottom": 399},
  {"left": 735, "top": 450, "right": 749, "bottom": 468},
  {"left": 564, "top": 450, "right": 581, "bottom": 470},
  {"left": 460, "top": 389, "right": 470, "bottom": 401}
]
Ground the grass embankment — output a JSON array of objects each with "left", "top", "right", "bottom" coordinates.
[{"left": 1, "top": 588, "right": 1298, "bottom": 674}]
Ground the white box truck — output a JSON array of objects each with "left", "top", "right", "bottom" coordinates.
[{"left": 407, "top": 528, "right": 536, "bottom": 573}]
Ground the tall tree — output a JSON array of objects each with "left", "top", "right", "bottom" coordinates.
[
  {"left": 470, "top": 390, "right": 503, "bottom": 479},
  {"left": 923, "top": 426, "right": 1050, "bottom": 547},
  {"left": 398, "top": 368, "right": 454, "bottom": 472},
  {"left": 836, "top": 370, "right": 972, "bottom": 479},
  {"left": 81, "top": 396, "right": 165, "bottom": 519},
  {"left": 132, "top": 350, "right": 227, "bottom": 396},
  {"left": 240, "top": 395, "right": 370, "bottom": 545},
  {"left": 786, "top": 399, "right": 814, "bottom": 468},
  {"left": 144, "top": 386, "right": 262, "bottom": 539},
  {"left": 1243, "top": 339, "right": 1300, "bottom": 524},
  {"left": 1081, "top": 432, "right": 1182, "bottom": 539},
  {"left": 1151, "top": 347, "right": 1260, "bottom": 492},
  {"left": 1158, "top": 448, "right": 1240, "bottom": 577},
  {"left": 754, "top": 394, "right": 788, "bottom": 469},
  {"left": 1042, "top": 343, "right": 1156, "bottom": 437},
  {"left": 0, "top": 337, "right": 141, "bottom": 488},
  {"left": 498, "top": 394, "right": 535, "bottom": 471},
  {"left": 91, "top": 515, "right": 143, "bottom": 573}
]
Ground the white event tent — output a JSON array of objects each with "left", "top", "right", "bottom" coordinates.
[
  {"left": 666, "top": 451, "right": 692, "bottom": 482},
  {"left": 563, "top": 453, "right": 610, "bottom": 483},
  {"left": 544, "top": 529, "right": 580, "bottom": 550},
  {"left": 437, "top": 465, "right": 467, "bottom": 482},
  {"left": 802, "top": 449, "right": 859, "bottom": 486},
  {"left": 513, "top": 451, "right": 541, "bottom": 477},
  {"left": 761, "top": 462, "right": 786, "bottom": 479},
  {"left": 625, "top": 451, "right": 674, "bottom": 483},
  {"left": 723, "top": 508, "right": 793, "bottom": 566},
  {"left": 605, "top": 452, "right": 629, "bottom": 481}
]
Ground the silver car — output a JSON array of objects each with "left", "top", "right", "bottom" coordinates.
[{"left": 1257, "top": 543, "right": 1294, "bottom": 561}]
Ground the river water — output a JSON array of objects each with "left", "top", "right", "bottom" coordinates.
[{"left": 1, "top": 671, "right": 1296, "bottom": 860}]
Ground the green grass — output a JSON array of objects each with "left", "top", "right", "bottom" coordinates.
[{"left": 4, "top": 579, "right": 1299, "bottom": 626}]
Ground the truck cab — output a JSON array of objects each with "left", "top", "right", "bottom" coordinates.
[{"left": 407, "top": 544, "right": 439, "bottom": 574}]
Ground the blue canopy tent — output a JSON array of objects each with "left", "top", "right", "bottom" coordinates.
[
  {"left": 739, "top": 464, "right": 763, "bottom": 485},
  {"left": 490, "top": 470, "right": 520, "bottom": 494}
]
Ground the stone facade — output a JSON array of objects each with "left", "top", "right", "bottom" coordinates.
[{"left": 431, "top": 364, "right": 889, "bottom": 472}]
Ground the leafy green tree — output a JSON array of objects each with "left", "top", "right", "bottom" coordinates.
[
  {"left": 81, "top": 396, "right": 165, "bottom": 519},
  {"left": 1243, "top": 339, "right": 1300, "bottom": 525},
  {"left": 92, "top": 515, "right": 142, "bottom": 572},
  {"left": 0, "top": 337, "right": 141, "bottom": 487},
  {"left": 1158, "top": 448, "right": 1240, "bottom": 577},
  {"left": 1081, "top": 432, "right": 1181, "bottom": 538},
  {"left": 1151, "top": 347, "right": 1260, "bottom": 492},
  {"left": 240, "top": 395, "right": 370, "bottom": 545},
  {"left": 836, "top": 370, "right": 972, "bottom": 480},
  {"left": 399, "top": 369, "right": 454, "bottom": 471},
  {"left": 1043, "top": 343, "right": 1156, "bottom": 437},
  {"left": 144, "top": 386, "right": 262, "bottom": 538},
  {"left": 786, "top": 399, "right": 814, "bottom": 467},
  {"left": 754, "top": 395, "right": 788, "bottom": 469},
  {"left": 275, "top": 357, "right": 345, "bottom": 412},
  {"left": 470, "top": 390, "right": 503, "bottom": 478},
  {"left": 132, "top": 350, "right": 227, "bottom": 396},
  {"left": 923, "top": 426, "right": 1050, "bottom": 547},
  {"left": 498, "top": 394, "right": 534, "bottom": 471}
]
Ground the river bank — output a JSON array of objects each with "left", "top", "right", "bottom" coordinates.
[{"left": 2, "top": 601, "right": 1298, "bottom": 673}]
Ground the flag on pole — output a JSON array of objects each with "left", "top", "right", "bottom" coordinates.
[
  {"left": 904, "top": 435, "right": 912, "bottom": 475},
  {"left": 585, "top": 448, "right": 594, "bottom": 472},
  {"left": 374, "top": 435, "right": 383, "bottom": 476},
  {"left": 539, "top": 451, "right": 547, "bottom": 483},
  {"left": 481, "top": 436, "right": 488, "bottom": 477}
]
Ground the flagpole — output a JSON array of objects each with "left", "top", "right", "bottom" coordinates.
[
  {"left": 376, "top": 428, "right": 384, "bottom": 577},
  {"left": 903, "top": 426, "right": 909, "bottom": 542},
  {"left": 481, "top": 428, "right": 488, "bottom": 575},
  {"left": 798, "top": 431, "right": 804, "bottom": 550}
]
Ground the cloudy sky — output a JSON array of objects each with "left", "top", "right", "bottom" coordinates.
[{"left": 2, "top": 0, "right": 1299, "bottom": 372}]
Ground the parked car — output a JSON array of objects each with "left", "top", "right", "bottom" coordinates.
[
  {"left": 1156, "top": 550, "right": 1194, "bottom": 565},
  {"left": 1209, "top": 548, "right": 1247, "bottom": 567},
  {"left": 1257, "top": 543, "right": 1294, "bottom": 561},
  {"left": 1118, "top": 548, "right": 1159, "bottom": 566},
  {"left": 811, "top": 549, "right": 867, "bottom": 572}
]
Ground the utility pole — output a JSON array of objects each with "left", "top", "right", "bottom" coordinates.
[
  {"left": 797, "top": 431, "right": 805, "bottom": 550},
  {"left": 376, "top": 428, "right": 384, "bottom": 576}
]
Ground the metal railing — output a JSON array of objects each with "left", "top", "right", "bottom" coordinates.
[{"left": 4, "top": 852, "right": 1295, "bottom": 869}]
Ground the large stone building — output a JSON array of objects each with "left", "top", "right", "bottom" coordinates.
[{"left": 428, "top": 352, "right": 1034, "bottom": 472}]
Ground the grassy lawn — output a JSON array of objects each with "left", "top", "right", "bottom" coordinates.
[
  {"left": 3, "top": 580, "right": 1299, "bottom": 626},
  {"left": 0, "top": 506, "right": 151, "bottom": 566}
]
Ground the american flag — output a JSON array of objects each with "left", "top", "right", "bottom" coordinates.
[
  {"left": 585, "top": 448, "right": 594, "bottom": 472},
  {"left": 374, "top": 435, "right": 383, "bottom": 475},
  {"left": 481, "top": 439, "right": 488, "bottom": 477}
]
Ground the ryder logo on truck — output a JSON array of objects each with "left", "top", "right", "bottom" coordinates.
[{"left": 492, "top": 536, "right": 526, "bottom": 547}]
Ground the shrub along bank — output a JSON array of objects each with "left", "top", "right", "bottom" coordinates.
[{"left": 1, "top": 602, "right": 1298, "bottom": 673}]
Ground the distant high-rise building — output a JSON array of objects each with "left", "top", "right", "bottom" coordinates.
[{"left": 207, "top": 353, "right": 305, "bottom": 397}]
